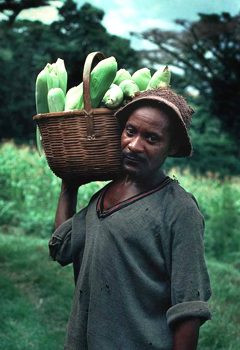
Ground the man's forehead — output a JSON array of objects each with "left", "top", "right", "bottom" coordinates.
[{"left": 127, "top": 103, "right": 172, "bottom": 130}]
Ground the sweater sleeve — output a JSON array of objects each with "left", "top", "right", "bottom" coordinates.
[
  {"left": 166, "top": 194, "right": 212, "bottom": 330},
  {"left": 49, "top": 218, "right": 73, "bottom": 267}
]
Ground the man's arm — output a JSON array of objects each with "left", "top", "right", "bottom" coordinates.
[
  {"left": 54, "top": 180, "right": 83, "bottom": 231},
  {"left": 173, "top": 317, "right": 201, "bottom": 350}
]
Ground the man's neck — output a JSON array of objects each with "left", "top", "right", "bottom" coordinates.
[
  {"left": 102, "top": 168, "right": 167, "bottom": 211},
  {"left": 119, "top": 168, "right": 167, "bottom": 192}
]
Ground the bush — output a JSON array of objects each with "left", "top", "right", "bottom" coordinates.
[
  {"left": 0, "top": 142, "right": 105, "bottom": 238},
  {"left": 1, "top": 142, "right": 240, "bottom": 261},
  {"left": 167, "top": 169, "right": 240, "bottom": 260}
]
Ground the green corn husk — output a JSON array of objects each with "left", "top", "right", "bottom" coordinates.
[
  {"left": 147, "top": 66, "right": 171, "bottom": 90},
  {"left": 132, "top": 68, "right": 151, "bottom": 91},
  {"left": 89, "top": 56, "right": 117, "bottom": 108},
  {"left": 65, "top": 57, "right": 117, "bottom": 110},
  {"left": 35, "top": 70, "right": 49, "bottom": 114},
  {"left": 44, "top": 59, "right": 68, "bottom": 94},
  {"left": 102, "top": 85, "right": 124, "bottom": 109},
  {"left": 109, "top": 84, "right": 118, "bottom": 89},
  {"left": 65, "top": 83, "right": 83, "bottom": 111},
  {"left": 36, "top": 127, "right": 43, "bottom": 157},
  {"left": 158, "top": 82, "right": 169, "bottom": 89},
  {"left": 119, "top": 80, "right": 140, "bottom": 99},
  {"left": 35, "top": 58, "right": 67, "bottom": 156},
  {"left": 122, "top": 99, "right": 129, "bottom": 106},
  {"left": 55, "top": 58, "right": 68, "bottom": 94},
  {"left": 44, "top": 63, "right": 59, "bottom": 91},
  {"left": 113, "top": 69, "right": 131, "bottom": 86},
  {"left": 35, "top": 69, "right": 49, "bottom": 157},
  {"left": 47, "top": 88, "right": 65, "bottom": 113}
]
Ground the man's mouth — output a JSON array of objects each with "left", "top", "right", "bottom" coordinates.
[{"left": 122, "top": 152, "right": 145, "bottom": 163}]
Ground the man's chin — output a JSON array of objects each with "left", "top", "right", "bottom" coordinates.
[{"left": 122, "top": 163, "right": 142, "bottom": 178}]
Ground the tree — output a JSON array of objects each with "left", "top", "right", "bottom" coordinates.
[
  {"left": 50, "top": 1, "right": 140, "bottom": 87},
  {"left": 132, "top": 13, "right": 240, "bottom": 146},
  {"left": 0, "top": 0, "right": 140, "bottom": 141}
]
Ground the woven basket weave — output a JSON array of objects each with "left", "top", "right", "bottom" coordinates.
[{"left": 33, "top": 52, "right": 123, "bottom": 182}]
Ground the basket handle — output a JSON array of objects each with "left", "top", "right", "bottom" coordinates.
[{"left": 83, "top": 51, "right": 106, "bottom": 139}]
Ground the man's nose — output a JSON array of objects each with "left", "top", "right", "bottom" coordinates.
[{"left": 128, "top": 136, "right": 143, "bottom": 153}]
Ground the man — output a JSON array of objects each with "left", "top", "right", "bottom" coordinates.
[{"left": 49, "top": 88, "right": 212, "bottom": 350}]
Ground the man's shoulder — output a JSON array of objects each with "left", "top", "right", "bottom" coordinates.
[
  {"left": 168, "top": 179, "right": 198, "bottom": 203},
  {"left": 158, "top": 178, "right": 201, "bottom": 214},
  {"left": 75, "top": 183, "right": 108, "bottom": 215}
]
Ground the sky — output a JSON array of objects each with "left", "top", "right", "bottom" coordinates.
[
  {"left": 14, "top": 0, "right": 239, "bottom": 51},
  {"left": 9, "top": 0, "right": 237, "bottom": 76}
]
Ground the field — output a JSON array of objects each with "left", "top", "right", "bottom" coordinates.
[{"left": 0, "top": 142, "right": 240, "bottom": 349}]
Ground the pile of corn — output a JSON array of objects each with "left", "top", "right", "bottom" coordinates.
[
  {"left": 35, "top": 54, "right": 171, "bottom": 155},
  {"left": 35, "top": 55, "right": 171, "bottom": 114}
]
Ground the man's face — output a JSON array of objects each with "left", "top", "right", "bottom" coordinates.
[{"left": 121, "top": 104, "right": 175, "bottom": 179}]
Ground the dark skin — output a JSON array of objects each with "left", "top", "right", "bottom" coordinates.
[{"left": 54, "top": 104, "right": 202, "bottom": 349}]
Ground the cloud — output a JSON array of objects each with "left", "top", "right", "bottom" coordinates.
[{"left": 17, "top": 1, "right": 62, "bottom": 23}]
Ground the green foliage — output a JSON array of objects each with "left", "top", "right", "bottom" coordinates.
[
  {"left": 166, "top": 169, "right": 240, "bottom": 260},
  {"left": 50, "top": 1, "right": 140, "bottom": 86},
  {"left": 0, "top": 142, "right": 106, "bottom": 237},
  {"left": 0, "top": 0, "right": 140, "bottom": 142},
  {"left": 135, "top": 12, "right": 240, "bottom": 144},
  {"left": 164, "top": 95, "right": 240, "bottom": 176},
  {"left": 1, "top": 142, "right": 240, "bottom": 261}
]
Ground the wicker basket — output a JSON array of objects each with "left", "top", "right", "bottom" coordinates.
[{"left": 33, "top": 52, "right": 123, "bottom": 182}]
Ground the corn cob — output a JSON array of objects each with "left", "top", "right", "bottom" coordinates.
[
  {"left": 113, "top": 69, "right": 131, "bottom": 85},
  {"left": 35, "top": 69, "right": 49, "bottom": 156},
  {"left": 65, "top": 57, "right": 118, "bottom": 110},
  {"left": 55, "top": 58, "right": 68, "bottom": 94},
  {"left": 35, "top": 58, "right": 67, "bottom": 156},
  {"left": 44, "top": 64, "right": 59, "bottom": 91},
  {"left": 119, "top": 80, "right": 140, "bottom": 99},
  {"left": 65, "top": 83, "right": 83, "bottom": 111},
  {"left": 90, "top": 56, "right": 117, "bottom": 108},
  {"left": 147, "top": 66, "right": 171, "bottom": 90},
  {"left": 35, "top": 70, "right": 49, "bottom": 114},
  {"left": 48, "top": 88, "right": 65, "bottom": 113},
  {"left": 36, "top": 127, "right": 43, "bottom": 157},
  {"left": 102, "top": 85, "right": 124, "bottom": 109},
  {"left": 132, "top": 68, "right": 151, "bottom": 91}
]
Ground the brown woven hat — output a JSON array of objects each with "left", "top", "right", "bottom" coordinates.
[{"left": 114, "top": 88, "right": 195, "bottom": 158}]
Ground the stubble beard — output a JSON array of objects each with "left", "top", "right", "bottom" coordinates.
[{"left": 121, "top": 153, "right": 144, "bottom": 179}]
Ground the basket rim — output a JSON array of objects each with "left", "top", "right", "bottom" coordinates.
[{"left": 33, "top": 108, "right": 118, "bottom": 121}]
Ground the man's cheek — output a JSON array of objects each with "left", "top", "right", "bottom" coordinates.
[{"left": 120, "top": 136, "right": 128, "bottom": 151}]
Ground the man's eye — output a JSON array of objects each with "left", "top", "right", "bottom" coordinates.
[
  {"left": 126, "top": 128, "right": 135, "bottom": 136},
  {"left": 147, "top": 135, "right": 158, "bottom": 143}
]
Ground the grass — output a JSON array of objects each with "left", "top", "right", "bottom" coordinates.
[
  {"left": 1, "top": 141, "right": 240, "bottom": 348},
  {"left": 0, "top": 231, "right": 74, "bottom": 350},
  {"left": 0, "top": 230, "right": 239, "bottom": 349},
  {"left": 0, "top": 142, "right": 106, "bottom": 238},
  {"left": 198, "top": 260, "right": 240, "bottom": 349}
]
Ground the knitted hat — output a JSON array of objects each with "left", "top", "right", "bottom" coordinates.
[{"left": 114, "top": 88, "right": 195, "bottom": 158}]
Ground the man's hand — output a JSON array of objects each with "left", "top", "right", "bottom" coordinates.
[
  {"left": 173, "top": 317, "right": 201, "bottom": 350},
  {"left": 54, "top": 179, "right": 85, "bottom": 231}
]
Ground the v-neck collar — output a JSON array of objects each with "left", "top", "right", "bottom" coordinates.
[{"left": 96, "top": 176, "right": 172, "bottom": 219}]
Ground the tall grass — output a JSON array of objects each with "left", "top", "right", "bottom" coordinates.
[
  {"left": 1, "top": 142, "right": 240, "bottom": 260},
  {"left": 168, "top": 168, "right": 240, "bottom": 261},
  {"left": 1, "top": 142, "right": 240, "bottom": 349},
  {"left": 0, "top": 142, "right": 105, "bottom": 238}
]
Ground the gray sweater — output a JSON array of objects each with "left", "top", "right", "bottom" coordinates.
[{"left": 49, "top": 178, "right": 212, "bottom": 350}]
